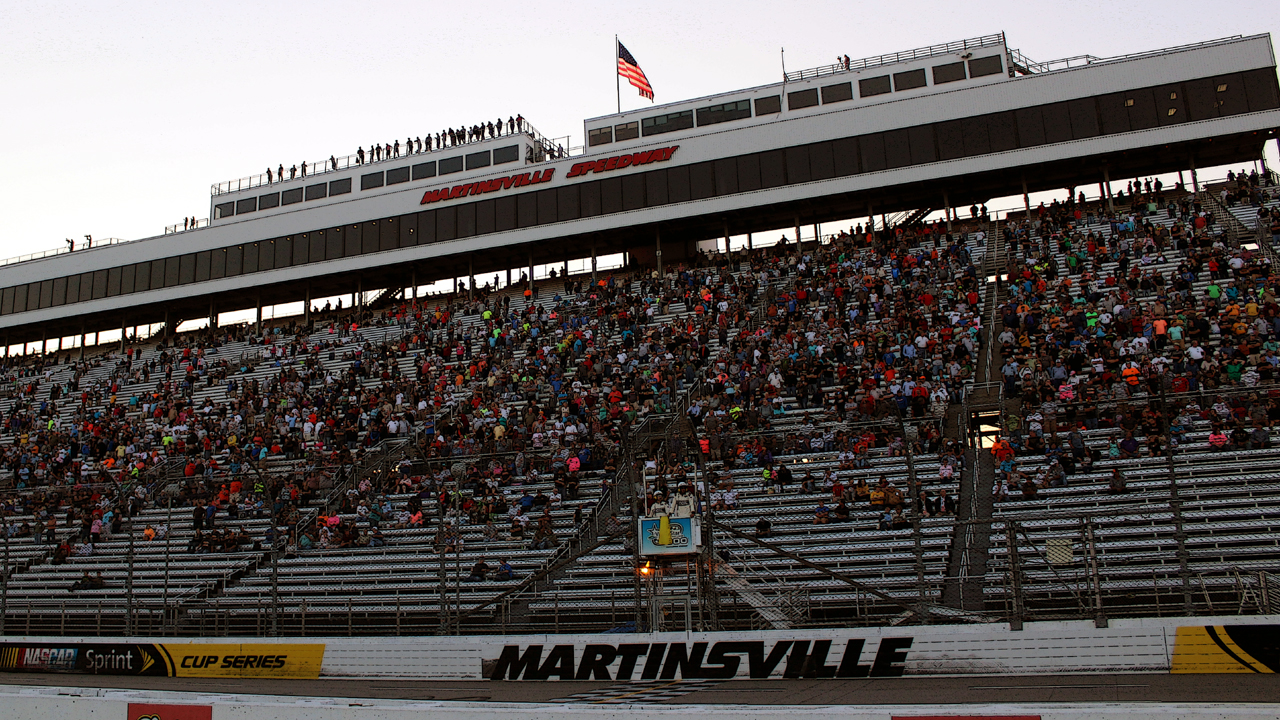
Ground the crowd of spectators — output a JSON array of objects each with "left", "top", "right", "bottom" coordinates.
[
  {"left": 989, "top": 171, "right": 1280, "bottom": 498},
  {"left": 253, "top": 115, "right": 540, "bottom": 188},
  {"left": 355, "top": 115, "right": 528, "bottom": 165},
  {"left": 8, "top": 169, "right": 1278, "bottom": 589}
]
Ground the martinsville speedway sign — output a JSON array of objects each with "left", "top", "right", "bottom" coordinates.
[{"left": 0, "top": 617, "right": 1276, "bottom": 681}]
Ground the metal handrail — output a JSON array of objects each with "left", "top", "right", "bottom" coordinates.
[
  {"left": 1008, "top": 35, "right": 1245, "bottom": 75},
  {"left": 784, "top": 33, "right": 1005, "bottom": 83},
  {"left": 0, "top": 237, "right": 131, "bottom": 268},
  {"left": 211, "top": 119, "right": 567, "bottom": 197}
]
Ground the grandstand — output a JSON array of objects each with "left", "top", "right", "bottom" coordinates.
[{"left": 2, "top": 30, "right": 1280, "bottom": 640}]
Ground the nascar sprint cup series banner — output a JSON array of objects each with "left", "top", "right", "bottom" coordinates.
[{"left": 0, "top": 642, "right": 323, "bottom": 679}]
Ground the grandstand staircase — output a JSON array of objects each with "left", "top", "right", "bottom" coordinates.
[
  {"left": 458, "top": 418, "right": 667, "bottom": 632},
  {"left": 366, "top": 286, "right": 405, "bottom": 312},
  {"left": 942, "top": 214, "right": 1005, "bottom": 613},
  {"left": 1203, "top": 188, "right": 1270, "bottom": 256},
  {"left": 881, "top": 207, "right": 933, "bottom": 229},
  {"left": 714, "top": 554, "right": 805, "bottom": 630}
]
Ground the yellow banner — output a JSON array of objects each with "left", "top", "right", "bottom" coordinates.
[
  {"left": 158, "top": 644, "right": 324, "bottom": 679},
  {"left": 1171, "top": 626, "right": 1277, "bottom": 674}
]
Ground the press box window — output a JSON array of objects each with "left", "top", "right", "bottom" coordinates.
[
  {"left": 754, "top": 96, "right": 782, "bottom": 115},
  {"left": 360, "top": 172, "right": 385, "bottom": 190},
  {"left": 641, "top": 110, "right": 694, "bottom": 136},
  {"left": 859, "top": 75, "right": 891, "bottom": 97},
  {"left": 787, "top": 89, "right": 819, "bottom": 110},
  {"left": 305, "top": 183, "right": 327, "bottom": 200},
  {"left": 235, "top": 197, "right": 257, "bottom": 215},
  {"left": 258, "top": 192, "right": 280, "bottom": 210},
  {"left": 465, "top": 151, "right": 491, "bottom": 170},
  {"left": 893, "top": 69, "right": 926, "bottom": 92},
  {"left": 282, "top": 188, "right": 303, "bottom": 205},
  {"left": 696, "top": 99, "right": 751, "bottom": 127},
  {"left": 412, "top": 162, "right": 437, "bottom": 179},
  {"left": 821, "top": 83, "right": 853, "bottom": 104},
  {"left": 933, "top": 61, "right": 966, "bottom": 84},
  {"left": 493, "top": 146, "right": 519, "bottom": 164},
  {"left": 588, "top": 127, "right": 613, "bottom": 146},
  {"left": 214, "top": 202, "right": 234, "bottom": 219},
  {"left": 386, "top": 166, "right": 410, "bottom": 185},
  {"left": 329, "top": 178, "right": 352, "bottom": 195},
  {"left": 614, "top": 122, "right": 639, "bottom": 141},
  {"left": 967, "top": 55, "right": 1003, "bottom": 78},
  {"left": 439, "top": 156, "right": 464, "bottom": 175}
]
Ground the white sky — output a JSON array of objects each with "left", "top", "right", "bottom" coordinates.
[{"left": 1, "top": 0, "right": 1278, "bottom": 261}]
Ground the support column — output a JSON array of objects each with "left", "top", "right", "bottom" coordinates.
[
  {"left": 944, "top": 191, "right": 953, "bottom": 232},
  {"left": 163, "top": 309, "right": 171, "bottom": 341},
  {"left": 747, "top": 232, "right": 753, "bottom": 251},
  {"left": 411, "top": 269, "right": 418, "bottom": 304},
  {"left": 1022, "top": 177, "right": 1031, "bottom": 218},
  {"left": 40, "top": 329, "right": 46, "bottom": 356},
  {"left": 357, "top": 279, "right": 363, "bottom": 313},
  {"left": 723, "top": 221, "right": 731, "bottom": 255},
  {"left": 655, "top": 230, "right": 663, "bottom": 281},
  {"left": 528, "top": 252, "right": 534, "bottom": 292},
  {"left": 468, "top": 256, "right": 475, "bottom": 302},
  {"left": 794, "top": 216, "right": 801, "bottom": 244},
  {"left": 813, "top": 223, "right": 820, "bottom": 245},
  {"left": 303, "top": 286, "right": 311, "bottom": 325},
  {"left": 1103, "top": 167, "right": 1114, "bottom": 213},
  {"left": 79, "top": 323, "right": 86, "bottom": 362},
  {"left": 590, "top": 241, "right": 598, "bottom": 281},
  {"left": 209, "top": 301, "right": 217, "bottom": 330},
  {"left": 562, "top": 258, "right": 568, "bottom": 280},
  {"left": 505, "top": 268, "right": 511, "bottom": 289},
  {"left": 1178, "top": 170, "right": 1185, "bottom": 190},
  {"left": 1190, "top": 156, "right": 1200, "bottom": 194},
  {"left": 120, "top": 317, "right": 126, "bottom": 353},
  {"left": 256, "top": 295, "right": 263, "bottom": 334}
]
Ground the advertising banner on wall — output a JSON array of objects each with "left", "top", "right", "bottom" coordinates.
[
  {"left": 0, "top": 642, "right": 323, "bottom": 679},
  {"left": 3, "top": 619, "right": 1278, "bottom": 682},
  {"left": 1170, "top": 625, "right": 1280, "bottom": 673}
]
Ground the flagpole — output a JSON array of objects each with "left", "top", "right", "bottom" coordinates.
[{"left": 616, "top": 35, "right": 621, "bottom": 114}]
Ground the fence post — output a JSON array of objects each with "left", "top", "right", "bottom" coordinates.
[
  {"left": 1260, "top": 572, "right": 1273, "bottom": 616},
  {"left": 1085, "top": 519, "right": 1108, "bottom": 628},
  {"left": 300, "top": 601, "right": 306, "bottom": 636},
  {"left": 95, "top": 601, "right": 100, "bottom": 635},
  {"left": 1163, "top": 385, "right": 1195, "bottom": 616},
  {"left": 60, "top": 602, "right": 66, "bottom": 636},
  {"left": 1005, "top": 521, "right": 1024, "bottom": 631},
  {"left": 348, "top": 597, "right": 353, "bottom": 637},
  {"left": 396, "top": 594, "right": 401, "bottom": 636}
]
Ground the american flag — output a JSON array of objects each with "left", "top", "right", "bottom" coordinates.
[{"left": 617, "top": 41, "right": 654, "bottom": 101}]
